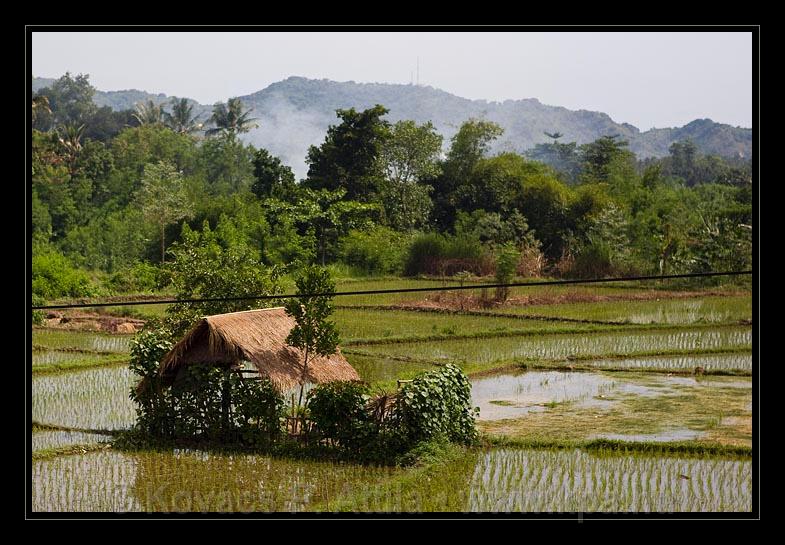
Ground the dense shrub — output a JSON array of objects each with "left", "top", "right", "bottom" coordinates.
[
  {"left": 307, "top": 381, "right": 375, "bottom": 452},
  {"left": 567, "top": 241, "right": 615, "bottom": 279},
  {"left": 404, "top": 233, "right": 489, "bottom": 276},
  {"left": 32, "top": 294, "right": 45, "bottom": 325},
  {"left": 340, "top": 226, "right": 408, "bottom": 275},
  {"left": 107, "top": 262, "right": 161, "bottom": 293},
  {"left": 393, "top": 364, "right": 479, "bottom": 446},
  {"left": 32, "top": 245, "right": 94, "bottom": 300}
]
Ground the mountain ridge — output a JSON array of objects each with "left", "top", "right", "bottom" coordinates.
[{"left": 32, "top": 75, "right": 752, "bottom": 178}]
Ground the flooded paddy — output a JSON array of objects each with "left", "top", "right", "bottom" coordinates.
[
  {"left": 471, "top": 370, "right": 751, "bottom": 421},
  {"left": 356, "top": 327, "right": 752, "bottom": 365},
  {"left": 32, "top": 450, "right": 398, "bottom": 512},
  {"left": 467, "top": 448, "right": 751, "bottom": 512},
  {"left": 32, "top": 330, "right": 132, "bottom": 353},
  {"left": 498, "top": 296, "right": 751, "bottom": 325},
  {"left": 579, "top": 352, "right": 752, "bottom": 373},
  {"left": 32, "top": 366, "right": 137, "bottom": 431},
  {"left": 32, "top": 430, "right": 112, "bottom": 452}
]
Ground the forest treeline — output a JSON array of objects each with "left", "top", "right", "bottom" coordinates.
[{"left": 31, "top": 73, "right": 752, "bottom": 302}]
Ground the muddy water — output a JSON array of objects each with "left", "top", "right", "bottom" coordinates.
[
  {"left": 470, "top": 370, "right": 752, "bottom": 421},
  {"left": 471, "top": 371, "right": 662, "bottom": 420}
]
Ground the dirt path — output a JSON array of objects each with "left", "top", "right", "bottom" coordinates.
[{"left": 38, "top": 309, "right": 146, "bottom": 334}]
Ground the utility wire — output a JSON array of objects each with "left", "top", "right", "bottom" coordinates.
[{"left": 31, "top": 270, "right": 752, "bottom": 311}]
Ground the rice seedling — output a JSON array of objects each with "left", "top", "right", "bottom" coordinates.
[
  {"left": 32, "top": 366, "right": 137, "bottom": 431},
  {"left": 354, "top": 327, "right": 752, "bottom": 366},
  {"left": 32, "top": 330, "right": 132, "bottom": 353},
  {"left": 467, "top": 449, "right": 751, "bottom": 512},
  {"left": 493, "top": 296, "right": 751, "bottom": 325},
  {"left": 580, "top": 353, "right": 752, "bottom": 373},
  {"left": 31, "top": 431, "right": 112, "bottom": 452},
  {"left": 32, "top": 450, "right": 398, "bottom": 512}
]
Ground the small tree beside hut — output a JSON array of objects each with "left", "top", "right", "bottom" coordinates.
[{"left": 284, "top": 265, "right": 340, "bottom": 418}]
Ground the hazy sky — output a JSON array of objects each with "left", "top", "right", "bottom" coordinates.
[{"left": 31, "top": 31, "right": 753, "bottom": 130}]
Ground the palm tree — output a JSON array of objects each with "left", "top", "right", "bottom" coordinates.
[
  {"left": 31, "top": 95, "right": 51, "bottom": 124},
  {"left": 163, "top": 97, "right": 203, "bottom": 135},
  {"left": 205, "top": 97, "right": 259, "bottom": 136},
  {"left": 133, "top": 100, "right": 165, "bottom": 126},
  {"left": 56, "top": 123, "right": 86, "bottom": 174}
]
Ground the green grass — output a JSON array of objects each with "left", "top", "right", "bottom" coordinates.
[{"left": 32, "top": 354, "right": 128, "bottom": 375}]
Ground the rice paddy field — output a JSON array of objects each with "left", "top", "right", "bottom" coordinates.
[{"left": 29, "top": 279, "right": 755, "bottom": 514}]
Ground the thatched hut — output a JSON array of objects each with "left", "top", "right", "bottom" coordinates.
[{"left": 158, "top": 307, "right": 360, "bottom": 392}]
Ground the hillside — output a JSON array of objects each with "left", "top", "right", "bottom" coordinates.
[{"left": 33, "top": 75, "right": 752, "bottom": 177}]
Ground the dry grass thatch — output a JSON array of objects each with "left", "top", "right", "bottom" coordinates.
[{"left": 159, "top": 307, "right": 360, "bottom": 392}]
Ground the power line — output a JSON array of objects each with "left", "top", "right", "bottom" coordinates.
[{"left": 31, "top": 270, "right": 752, "bottom": 311}]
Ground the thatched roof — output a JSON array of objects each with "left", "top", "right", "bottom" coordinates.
[{"left": 159, "top": 307, "right": 359, "bottom": 392}]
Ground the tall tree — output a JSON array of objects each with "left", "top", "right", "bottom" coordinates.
[
  {"left": 134, "top": 160, "right": 193, "bottom": 263},
  {"left": 164, "top": 97, "right": 204, "bottom": 135},
  {"left": 378, "top": 120, "right": 442, "bottom": 230},
  {"left": 205, "top": 97, "right": 258, "bottom": 136},
  {"left": 579, "top": 135, "right": 631, "bottom": 184},
  {"left": 33, "top": 72, "right": 97, "bottom": 131},
  {"left": 251, "top": 148, "right": 297, "bottom": 201},
  {"left": 432, "top": 119, "right": 503, "bottom": 228},
  {"left": 305, "top": 105, "right": 390, "bottom": 201},
  {"left": 284, "top": 265, "right": 340, "bottom": 414}
]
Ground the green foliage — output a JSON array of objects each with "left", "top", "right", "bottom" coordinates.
[
  {"left": 31, "top": 244, "right": 94, "bottom": 300},
  {"left": 251, "top": 148, "right": 296, "bottom": 200},
  {"left": 33, "top": 72, "right": 97, "bottom": 131},
  {"left": 164, "top": 218, "right": 283, "bottom": 337},
  {"left": 305, "top": 105, "right": 390, "bottom": 201},
  {"left": 580, "top": 135, "right": 632, "bottom": 184},
  {"left": 306, "top": 381, "right": 374, "bottom": 452},
  {"left": 230, "top": 375, "right": 285, "bottom": 445},
  {"left": 494, "top": 243, "right": 520, "bottom": 301},
  {"left": 163, "top": 97, "right": 204, "bottom": 135},
  {"left": 205, "top": 97, "right": 258, "bottom": 136},
  {"left": 285, "top": 265, "right": 340, "bottom": 411},
  {"left": 527, "top": 140, "right": 582, "bottom": 184},
  {"left": 109, "top": 125, "right": 197, "bottom": 206},
  {"left": 128, "top": 327, "right": 176, "bottom": 438},
  {"left": 377, "top": 120, "right": 442, "bottom": 231},
  {"left": 404, "top": 232, "right": 487, "bottom": 276},
  {"left": 107, "top": 262, "right": 161, "bottom": 293},
  {"left": 135, "top": 160, "right": 193, "bottom": 262},
  {"left": 269, "top": 188, "right": 379, "bottom": 266},
  {"left": 394, "top": 364, "right": 479, "bottom": 446},
  {"left": 32, "top": 294, "right": 45, "bottom": 325},
  {"left": 195, "top": 132, "right": 256, "bottom": 196},
  {"left": 454, "top": 209, "right": 536, "bottom": 250},
  {"left": 340, "top": 226, "right": 409, "bottom": 276},
  {"left": 284, "top": 265, "right": 340, "bottom": 360}
]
